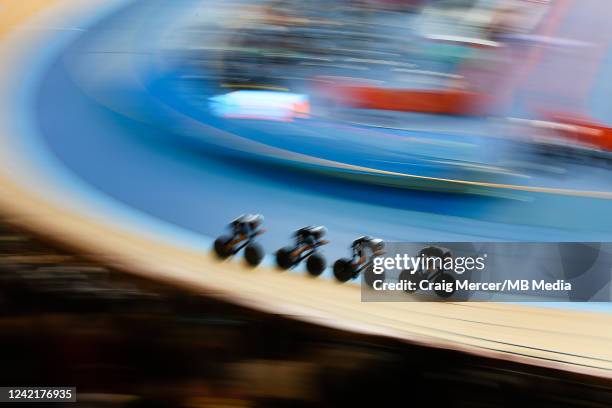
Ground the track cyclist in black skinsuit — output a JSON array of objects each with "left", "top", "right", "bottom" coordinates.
[
  {"left": 276, "top": 226, "right": 329, "bottom": 276},
  {"left": 334, "top": 236, "right": 385, "bottom": 284},
  {"left": 227, "top": 214, "right": 265, "bottom": 248},
  {"left": 291, "top": 226, "right": 328, "bottom": 258},
  {"left": 214, "top": 214, "right": 266, "bottom": 267}
]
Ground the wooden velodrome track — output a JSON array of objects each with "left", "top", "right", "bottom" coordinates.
[{"left": 1, "top": 0, "right": 612, "bottom": 379}]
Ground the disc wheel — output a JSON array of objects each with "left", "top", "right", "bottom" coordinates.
[
  {"left": 244, "top": 242, "right": 264, "bottom": 267},
  {"left": 333, "top": 258, "right": 355, "bottom": 283},
  {"left": 214, "top": 235, "right": 232, "bottom": 259},
  {"left": 306, "top": 253, "right": 326, "bottom": 277},
  {"left": 434, "top": 272, "right": 456, "bottom": 298},
  {"left": 398, "top": 269, "right": 421, "bottom": 293},
  {"left": 363, "top": 265, "right": 384, "bottom": 288},
  {"left": 276, "top": 247, "right": 296, "bottom": 270}
]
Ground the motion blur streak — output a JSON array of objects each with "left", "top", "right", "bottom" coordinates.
[{"left": 26, "top": 0, "right": 612, "bottom": 263}]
